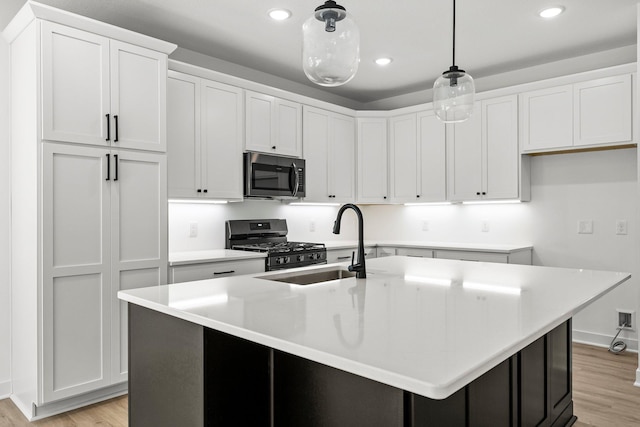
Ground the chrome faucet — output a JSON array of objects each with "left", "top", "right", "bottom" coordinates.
[{"left": 332, "top": 203, "right": 366, "bottom": 279}]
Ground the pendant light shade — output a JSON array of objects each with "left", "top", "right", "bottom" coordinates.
[
  {"left": 433, "top": 0, "right": 475, "bottom": 123},
  {"left": 302, "top": 1, "right": 360, "bottom": 87}
]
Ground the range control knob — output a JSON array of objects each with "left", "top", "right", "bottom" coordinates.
[{"left": 297, "top": 255, "right": 305, "bottom": 262}]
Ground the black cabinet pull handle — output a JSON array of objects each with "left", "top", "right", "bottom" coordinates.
[
  {"left": 197, "top": 189, "right": 202, "bottom": 193},
  {"left": 482, "top": 192, "right": 486, "bottom": 195},
  {"left": 336, "top": 256, "right": 351, "bottom": 260},
  {"left": 417, "top": 195, "right": 420, "bottom": 198},
  {"left": 114, "top": 154, "right": 119, "bottom": 181},
  {"left": 105, "top": 154, "right": 110, "bottom": 181},
  {"left": 203, "top": 189, "right": 208, "bottom": 193},
  {"left": 272, "top": 146, "right": 276, "bottom": 149},
  {"left": 114, "top": 115, "right": 119, "bottom": 142},
  {"left": 105, "top": 114, "right": 110, "bottom": 141},
  {"left": 383, "top": 196, "right": 387, "bottom": 199},
  {"left": 213, "top": 270, "right": 235, "bottom": 276},
  {"left": 476, "top": 192, "right": 481, "bottom": 195}
]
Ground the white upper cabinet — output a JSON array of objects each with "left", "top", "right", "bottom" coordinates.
[
  {"left": 303, "top": 106, "right": 355, "bottom": 203},
  {"left": 520, "top": 74, "right": 633, "bottom": 153},
  {"left": 357, "top": 117, "right": 388, "bottom": 203},
  {"left": 42, "top": 21, "right": 168, "bottom": 152},
  {"left": 245, "top": 90, "right": 302, "bottom": 157},
  {"left": 389, "top": 108, "right": 446, "bottom": 203},
  {"left": 167, "top": 71, "right": 243, "bottom": 200},
  {"left": 448, "top": 95, "right": 523, "bottom": 201},
  {"left": 574, "top": 75, "right": 632, "bottom": 146},
  {"left": 520, "top": 84, "right": 573, "bottom": 151}
]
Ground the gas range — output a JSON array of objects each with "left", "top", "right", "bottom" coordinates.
[{"left": 225, "top": 219, "right": 327, "bottom": 271}]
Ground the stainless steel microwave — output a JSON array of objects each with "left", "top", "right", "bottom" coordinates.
[{"left": 244, "top": 152, "right": 305, "bottom": 199}]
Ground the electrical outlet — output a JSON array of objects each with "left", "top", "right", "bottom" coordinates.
[
  {"left": 309, "top": 220, "right": 316, "bottom": 232},
  {"left": 481, "top": 220, "right": 490, "bottom": 232},
  {"left": 616, "top": 220, "right": 628, "bottom": 235},
  {"left": 577, "top": 220, "right": 593, "bottom": 234},
  {"left": 422, "top": 220, "right": 429, "bottom": 231},
  {"left": 189, "top": 222, "right": 198, "bottom": 238},
  {"left": 617, "top": 309, "right": 634, "bottom": 330}
]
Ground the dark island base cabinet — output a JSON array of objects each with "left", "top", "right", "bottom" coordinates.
[{"left": 128, "top": 305, "right": 576, "bottom": 427}]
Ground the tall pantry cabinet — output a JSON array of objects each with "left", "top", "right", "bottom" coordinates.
[{"left": 4, "top": 2, "right": 176, "bottom": 419}]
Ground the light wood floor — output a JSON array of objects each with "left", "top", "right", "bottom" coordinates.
[{"left": 0, "top": 343, "right": 638, "bottom": 426}]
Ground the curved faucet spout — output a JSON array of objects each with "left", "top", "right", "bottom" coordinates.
[{"left": 333, "top": 203, "right": 366, "bottom": 279}]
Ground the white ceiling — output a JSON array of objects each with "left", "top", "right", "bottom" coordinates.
[{"left": 1, "top": 0, "right": 638, "bottom": 106}]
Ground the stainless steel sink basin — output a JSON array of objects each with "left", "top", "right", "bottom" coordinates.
[{"left": 259, "top": 268, "right": 356, "bottom": 285}]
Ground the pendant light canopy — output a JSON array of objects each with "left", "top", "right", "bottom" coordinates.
[
  {"left": 302, "top": 1, "right": 360, "bottom": 87},
  {"left": 433, "top": 0, "right": 475, "bottom": 123}
]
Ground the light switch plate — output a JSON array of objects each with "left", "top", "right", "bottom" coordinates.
[
  {"left": 616, "top": 220, "right": 628, "bottom": 235},
  {"left": 577, "top": 220, "right": 593, "bottom": 234}
]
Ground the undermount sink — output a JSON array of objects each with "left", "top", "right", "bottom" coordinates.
[{"left": 259, "top": 267, "right": 356, "bottom": 285}]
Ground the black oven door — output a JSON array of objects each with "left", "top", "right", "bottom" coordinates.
[{"left": 244, "top": 152, "right": 305, "bottom": 198}]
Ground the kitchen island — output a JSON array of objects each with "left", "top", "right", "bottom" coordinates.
[{"left": 119, "top": 256, "right": 630, "bottom": 426}]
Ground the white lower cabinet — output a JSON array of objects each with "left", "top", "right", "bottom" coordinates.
[
  {"left": 169, "top": 259, "right": 265, "bottom": 284},
  {"left": 395, "top": 248, "right": 434, "bottom": 258},
  {"left": 42, "top": 143, "right": 167, "bottom": 402},
  {"left": 326, "top": 247, "right": 377, "bottom": 264}
]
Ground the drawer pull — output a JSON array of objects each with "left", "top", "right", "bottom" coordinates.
[
  {"left": 336, "top": 256, "right": 351, "bottom": 260},
  {"left": 407, "top": 255, "right": 424, "bottom": 258},
  {"left": 213, "top": 270, "right": 235, "bottom": 276}
]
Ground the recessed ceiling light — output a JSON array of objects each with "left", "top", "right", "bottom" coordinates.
[
  {"left": 375, "top": 57, "right": 393, "bottom": 66},
  {"left": 268, "top": 9, "right": 291, "bottom": 21},
  {"left": 539, "top": 6, "right": 565, "bottom": 18}
]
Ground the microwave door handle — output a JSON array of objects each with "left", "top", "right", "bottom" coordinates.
[{"left": 291, "top": 162, "right": 299, "bottom": 197}]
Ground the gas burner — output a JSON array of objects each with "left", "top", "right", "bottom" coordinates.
[{"left": 226, "top": 219, "right": 327, "bottom": 271}]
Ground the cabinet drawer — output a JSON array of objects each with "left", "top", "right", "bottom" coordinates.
[
  {"left": 434, "top": 250, "right": 507, "bottom": 263},
  {"left": 326, "top": 247, "right": 376, "bottom": 264},
  {"left": 170, "top": 259, "right": 265, "bottom": 283},
  {"left": 396, "top": 248, "right": 434, "bottom": 258},
  {"left": 377, "top": 247, "right": 397, "bottom": 257}
]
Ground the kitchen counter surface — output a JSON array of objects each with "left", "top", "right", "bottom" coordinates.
[
  {"left": 323, "top": 240, "right": 532, "bottom": 252},
  {"left": 119, "top": 256, "right": 629, "bottom": 399},
  {"left": 169, "top": 249, "right": 266, "bottom": 266}
]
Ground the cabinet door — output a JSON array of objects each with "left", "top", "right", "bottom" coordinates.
[
  {"left": 110, "top": 150, "right": 167, "bottom": 383},
  {"left": 201, "top": 79, "right": 244, "bottom": 199},
  {"left": 447, "top": 103, "right": 482, "bottom": 201},
  {"left": 389, "top": 114, "right": 418, "bottom": 203},
  {"left": 110, "top": 40, "right": 167, "bottom": 152},
  {"left": 519, "top": 85, "right": 573, "bottom": 152},
  {"left": 170, "top": 259, "right": 266, "bottom": 283},
  {"left": 275, "top": 99, "right": 302, "bottom": 157},
  {"left": 41, "top": 21, "right": 110, "bottom": 146},
  {"left": 483, "top": 95, "right": 519, "bottom": 200},
  {"left": 329, "top": 114, "right": 356, "bottom": 202},
  {"left": 417, "top": 109, "right": 447, "bottom": 202},
  {"left": 167, "top": 71, "right": 201, "bottom": 198},
  {"left": 245, "top": 91, "right": 275, "bottom": 153},
  {"left": 302, "top": 106, "right": 330, "bottom": 201},
  {"left": 357, "top": 118, "right": 388, "bottom": 203},
  {"left": 42, "top": 143, "right": 112, "bottom": 402},
  {"left": 574, "top": 74, "right": 632, "bottom": 146}
]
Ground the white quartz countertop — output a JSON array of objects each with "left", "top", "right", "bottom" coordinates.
[
  {"left": 323, "top": 240, "right": 532, "bottom": 252},
  {"left": 119, "top": 256, "right": 629, "bottom": 399},
  {"left": 169, "top": 249, "right": 266, "bottom": 266}
]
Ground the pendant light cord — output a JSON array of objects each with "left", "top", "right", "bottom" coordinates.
[{"left": 452, "top": 0, "right": 456, "bottom": 67}]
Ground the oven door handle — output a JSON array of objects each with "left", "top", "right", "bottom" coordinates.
[{"left": 290, "top": 162, "right": 299, "bottom": 197}]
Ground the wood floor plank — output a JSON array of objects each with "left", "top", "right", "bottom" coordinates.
[{"left": 0, "top": 344, "right": 637, "bottom": 425}]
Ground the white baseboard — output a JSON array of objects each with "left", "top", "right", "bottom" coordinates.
[
  {"left": 573, "top": 328, "right": 638, "bottom": 353},
  {"left": 11, "top": 382, "right": 127, "bottom": 422},
  {"left": 0, "top": 379, "right": 10, "bottom": 399},
  {"left": 635, "top": 369, "right": 640, "bottom": 388}
]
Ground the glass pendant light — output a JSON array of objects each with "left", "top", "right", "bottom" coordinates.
[
  {"left": 433, "top": 0, "right": 475, "bottom": 123},
  {"left": 302, "top": 1, "right": 360, "bottom": 87}
]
